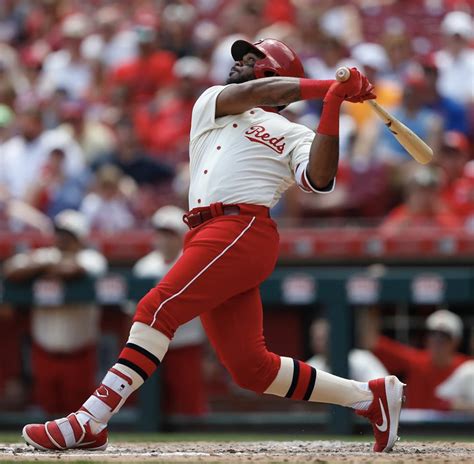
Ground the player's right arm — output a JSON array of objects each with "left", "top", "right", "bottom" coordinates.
[
  {"left": 215, "top": 72, "right": 375, "bottom": 117},
  {"left": 216, "top": 77, "right": 317, "bottom": 117}
]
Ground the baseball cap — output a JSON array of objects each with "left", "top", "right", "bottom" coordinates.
[
  {"left": 54, "top": 209, "right": 89, "bottom": 240},
  {"left": 151, "top": 206, "right": 187, "bottom": 235},
  {"left": 441, "top": 131, "right": 469, "bottom": 154},
  {"left": 426, "top": 309, "right": 463, "bottom": 339},
  {"left": 173, "top": 56, "right": 207, "bottom": 80},
  {"left": 409, "top": 166, "right": 440, "bottom": 188},
  {"left": 62, "top": 14, "right": 90, "bottom": 39},
  {"left": 351, "top": 42, "right": 389, "bottom": 72},
  {"left": 441, "top": 11, "right": 473, "bottom": 40}
]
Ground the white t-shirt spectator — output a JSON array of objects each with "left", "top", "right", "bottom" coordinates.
[
  {"left": 0, "top": 129, "right": 85, "bottom": 199},
  {"left": 37, "top": 50, "right": 92, "bottom": 99},
  {"left": 435, "top": 49, "right": 474, "bottom": 105},
  {"left": 80, "top": 192, "right": 135, "bottom": 232},
  {"left": 8, "top": 247, "right": 107, "bottom": 353},
  {"left": 436, "top": 360, "right": 474, "bottom": 408}
]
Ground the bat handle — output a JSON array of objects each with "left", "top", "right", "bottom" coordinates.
[{"left": 335, "top": 67, "right": 351, "bottom": 82}]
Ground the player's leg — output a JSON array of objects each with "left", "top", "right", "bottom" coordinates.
[
  {"left": 201, "top": 287, "right": 404, "bottom": 452},
  {"left": 162, "top": 344, "right": 207, "bottom": 415},
  {"left": 23, "top": 215, "right": 279, "bottom": 450}
]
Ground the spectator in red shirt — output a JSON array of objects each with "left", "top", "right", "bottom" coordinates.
[
  {"left": 437, "top": 132, "right": 474, "bottom": 229},
  {"left": 365, "top": 309, "right": 470, "bottom": 410},
  {"left": 133, "top": 56, "right": 208, "bottom": 163},
  {"left": 109, "top": 25, "right": 176, "bottom": 105},
  {"left": 379, "top": 165, "right": 460, "bottom": 236}
]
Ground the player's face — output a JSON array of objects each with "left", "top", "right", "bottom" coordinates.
[
  {"left": 226, "top": 52, "right": 259, "bottom": 84},
  {"left": 155, "top": 229, "right": 183, "bottom": 261},
  {"left": 426, "top": 330, "right": 457, "bottom": 360}
]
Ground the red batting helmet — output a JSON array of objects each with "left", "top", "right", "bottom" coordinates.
[{"left": 231, "top": 38, "right": 305, "bottom": 79}]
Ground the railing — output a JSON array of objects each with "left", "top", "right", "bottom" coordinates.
[{"left": 1, "top": 227, "right": 474, "bottom": 264}]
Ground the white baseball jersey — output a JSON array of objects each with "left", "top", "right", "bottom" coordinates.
[
  {"left": 188, "top": 85, "right": 335, "bottom": 209},
  {"left": 436, "top": 360, "right": 474, "bottom": 407}
]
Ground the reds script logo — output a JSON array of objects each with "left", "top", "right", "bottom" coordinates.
[{"left": 245, "top": 125, "right": 286, "bottom": 154}]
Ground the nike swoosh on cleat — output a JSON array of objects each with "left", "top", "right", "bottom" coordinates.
[{"left": 375, "top": 398, "right": 388, "bottom": 432}]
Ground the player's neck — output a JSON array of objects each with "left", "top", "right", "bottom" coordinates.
[{"left": 258, "top": 106, "right": 279, "bottom": 113}]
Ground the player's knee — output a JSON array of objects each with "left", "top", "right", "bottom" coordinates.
[
  {"left": 134, "top": 288, "right": 178, "bottom": 339},
  {"left": 226, "top": 352, "right": 279, "bottom": 393}
]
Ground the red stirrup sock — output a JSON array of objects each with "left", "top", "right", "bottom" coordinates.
[
  {"left": 317, "top": 92, "right": 344, "bottom": 137},
  {"left": 299, "top": 79, "right": 335, "bottom": 100},
  {"left": 77, "top": 322, "right": 170, "bottom": 433}
]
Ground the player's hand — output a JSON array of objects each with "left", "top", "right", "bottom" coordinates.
[
  {"left": 346, "top": 75, "right": 376, "bottom": 103},
  {"left": 327, "top": 67, "right": 376, "bottom": 102}
]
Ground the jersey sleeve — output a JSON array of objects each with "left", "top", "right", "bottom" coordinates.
[
  {"left": 76, "top": 249, "right": 108, "bottom": 277},
  {"left": 289, "top": 125, "right": 336, "bottom": 194},
  {"left": 190, "top": 85, "right": 228, "bottom": 141}
]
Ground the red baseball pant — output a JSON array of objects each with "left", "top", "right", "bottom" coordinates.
[
  {"left": 134, "top": 212, "right": 281, "bottom": 393},
  {"left": 32, "top": 344, "right": 97, "bottom": 415},
  {"left": 80, "top": 208, "right": 374, "bottom": 431}
]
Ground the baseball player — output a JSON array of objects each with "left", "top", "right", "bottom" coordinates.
[{"left": 23, "top": 39, "right": 405, "bottom": 453}]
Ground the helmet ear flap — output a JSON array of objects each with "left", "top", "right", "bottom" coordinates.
[{"left": 254, "top": 63, "right": 278, "bottom": 79}]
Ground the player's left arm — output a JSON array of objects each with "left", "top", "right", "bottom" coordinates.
[{"left": 303, "top": 69, "right": 375, "bottom": 190}]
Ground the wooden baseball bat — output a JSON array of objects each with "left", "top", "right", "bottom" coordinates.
[{"left": 335, "top": 67, "right": 433, "bottom": 165}]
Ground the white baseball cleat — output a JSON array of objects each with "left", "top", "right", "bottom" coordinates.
[
  {"left": 356, "top": 375, "right": 406, "bottom": 452},
  {"left": 22, "top": 413, "right": 108, "bottom": 451}
]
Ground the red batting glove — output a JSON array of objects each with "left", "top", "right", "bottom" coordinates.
[
  {"left": 327, "top": 67, "right": 363, "bottom": 101},
  {"left": 346, "top": 75, "right": 377, "bottom": 103}
]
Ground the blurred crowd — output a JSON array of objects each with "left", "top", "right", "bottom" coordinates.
[{"left": 0, "top": 0, "right": 473, "bottom": 235}]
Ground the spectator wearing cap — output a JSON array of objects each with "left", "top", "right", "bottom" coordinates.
[
  {"left": 133, "top": 206, "right": 207, "bottom": 415},
  {"left": 379, "top": 166, "right": 461, "bottom": 236},
  {"left": 133, "top": 56, "right": 208, "bottom": 163},
  {"left": 348, "top": 42, "right": 401, "bottom": 129},
  {"left": 37, "top": 13, "right": 94, "bottom": 99},
  {"left": 420, "top": 56, "right": 469, "bottom": 135},
  {"left": 376, "top": 75, "right": 442, "bottom": 163},
  {"left": 57, "top": 100, "right": 117, "bottom": 165},
  {"left": 364, "top": 309, "right": 470, "bottom": 409},
  {"left": 381, "top": 32, "right": 415, "bottom": 83},
  {"left": 80, "top": 164, "right": 136, "bottom": 232},
  {"left": 108, "top": 25, "right": 176, "bottom": 105},
  {"left": 435, "top": 11, "right": 474, "bottom": 105},
  {"left": 0, "top": 108, "right": 85, "bottom": 201},
  {"left": 24, "top": 147, "right": 88, "bottom": 219},
  {"left": 81, "top": 5, "right": 138, "bottom": 71},
  {"left": 3, "top": 210, "right": 107, "bottom": 414},
  {"left": 437, "top": 131, "right": 471, "bottom": 215}
]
